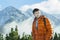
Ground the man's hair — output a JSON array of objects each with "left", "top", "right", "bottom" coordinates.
[{"left": 33, "top": 8, "right": 39, "bottom": 14}]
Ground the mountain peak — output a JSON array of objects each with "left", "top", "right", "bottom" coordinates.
[
  {"left": 6, "top": 6, "right": 15, "bottom": 9},
  {"left": 2, "top": 6, "right": 17, "bottom": 11},
  {"left": 1, "top": 6, "right": 19, "bottom": 13}
]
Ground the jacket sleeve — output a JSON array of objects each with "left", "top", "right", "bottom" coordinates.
[
  {"left": 45, "top": 18, "right": 52, "bottom": 40},
  {"left": 32, "top": 21, "right": 35, "bottom": 37}
]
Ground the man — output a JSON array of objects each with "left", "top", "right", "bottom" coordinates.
[{"left": 32, "top": 8, "right": 52, "bottom": 40}]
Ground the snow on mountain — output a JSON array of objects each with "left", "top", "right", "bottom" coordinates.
[
  {"left": 0, "top": 6, "right": 28, "bottom": 33},
  {"left": 3, "top": 17, "right": 34, "bottom": 37},
  {"left": 20, "top": 9, "right": 33, "bottom": 18},
  {"left": 51, "top": 14, "right": 60, "bottom": 19},
  {"left": 3, "top": 6, "right": 26, "bottom": 20}
]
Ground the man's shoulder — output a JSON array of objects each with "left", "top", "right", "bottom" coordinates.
[
  {"left": 40, "top": 15, "right": 46, "bottom": 18},
  {"left": 40, "top": 15, "right": 49, "bottom": 21}
]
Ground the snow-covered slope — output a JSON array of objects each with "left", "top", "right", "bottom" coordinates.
[
  {"left": 3, "top": 17, "right": 34, "bottom": 37},
  {"left": 0, "top": 6, "right": 28, "bottom": 33}
]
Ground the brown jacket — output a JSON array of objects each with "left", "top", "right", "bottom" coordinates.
[{"left": 32, "top": 15, "right": 52, "bottom": 40}]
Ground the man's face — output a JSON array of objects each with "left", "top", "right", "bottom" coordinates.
[{"left": 33, "top": 11, "right": 41, "bottom": 18}]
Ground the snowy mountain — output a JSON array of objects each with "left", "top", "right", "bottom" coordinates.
[
  {"left": 0, "top": 6, "right": 28, "bottom": 33},
  {"left": 3, "top": 17, "right": 34, "bottom": 37},
  {"left": 20, "top": 9, "right": 33, "bottom": 18},
  {"left": 0, "top": 6, "right": 60, "bottom": 36}
]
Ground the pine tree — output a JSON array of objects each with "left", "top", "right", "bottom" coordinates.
[
  {"left": 18, "top": 35, "right": 20, "bottom": 40},
  {"left": 11, "top": 28, "right": 13, "bottom": 32},
  {"left": 20, "top": 32, "right": 29, "bottom": 40},
  {"left": 5, "top": 34, "right": 9, "bottom": 40},
  {"left": 0, "top": 33, "right": 4, "bottom": 40},
  {"left": 15, "top": 25, "right": 18, "bottom": 32},
  {"left": 28, "top": 35, "right": 32, "bottom": 40},
  {"left": 20, "top": 32, "right": 25, "bottom": 40},
  {"left": 53, "top": 33, "right": 58, "bottom": 40},
  {"left": 58, "top": 34, "right": 60, "bottom": 40},
  {"left": 5, "top": 25, "right": 20, "bottom": 40}
]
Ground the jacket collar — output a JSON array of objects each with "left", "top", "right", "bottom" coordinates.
[{"left": 34, "top": 15, "right": 46, "bottom": 22}]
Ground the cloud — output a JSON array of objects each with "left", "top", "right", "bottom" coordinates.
[
  {"left": 20, "top": 5, "right": 30, "bottom": 12},
  {"left": 20, "top": 0, "right": 60, "bottom": 14}
]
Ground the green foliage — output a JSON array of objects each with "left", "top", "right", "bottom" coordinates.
[
  {"left": 53, "top": 33, "right": 60, "bottom": 40},
  {"left": 58, "top": 34, "right": 60, "bottom": 40},
  {"left": 28, "top": 35, "right": 32, "bottom": 40},
  {"left": 5, "top": 26, "right": 20, "bottom": 40},
  {"left": 15, "top": 25, "right": 18, "bottom": 31},
  {"left": 0, "top": 33, "right": 3, "bottom": 40},
  {"left": 20, "top": 32, "right": 32, "bottom": 40},
  {"left": 1, "top": 25, "right": 60, "bottom": 40},
  {"left": 53, "top": 33, "right": 58, "bottom": 40},
  {"left": 4, "top": 26, "right": 60, "bottom": 40}
]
